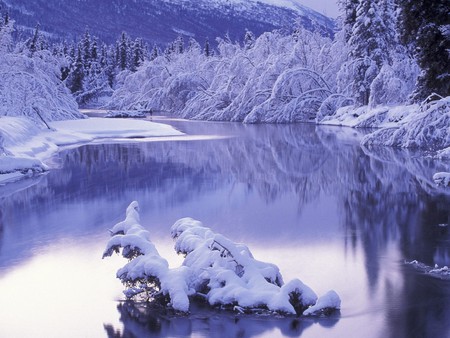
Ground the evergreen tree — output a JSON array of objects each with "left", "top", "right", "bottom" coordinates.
[
  {"left": 346, "top": 0, "right": 397, "bottom": 105},
  {"left": 27, "top": 23, "right": 41, "bottom": 56},
  {"left": 70, "top": 47, "right": 84, "bottom": 93},
  {"left": 82, "top": 29, "right": 91, "bottom": 69},
  {"left": 338, "top": 0, "right": 359, "bottom": 42},
  {"left": 119, "top": 32, "right": 128, "bottom": 71},
  {"left": 150, "top": 44, "right": 159, "bottom": 61},
  {"left": 91, "top": 37, "right": 99, "bottom": 62},
  {"left": 204, "top": 38, "right": 210, "bottom": 57},
  {"left": 132, "top": 38, "right": 145, "bottom": 71},
  {"left": 397, "top": 0, "right": 450, "bottom": 101},
  {"left": 244, "top": 30, "right": 255, "bottom": 49},
  {"left": 173, "top": 36, "right": 184, "bottom": 54}
]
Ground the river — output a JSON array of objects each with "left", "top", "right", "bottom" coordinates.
[{"left": 0, "top": 118, "right": 449, "bottom": 337}]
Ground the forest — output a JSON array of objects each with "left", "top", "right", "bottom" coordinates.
[{"left": 0, "top": 0, "right": 449, "bottom": 153}]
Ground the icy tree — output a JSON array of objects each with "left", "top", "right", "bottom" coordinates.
[
  {"left": 0, "top": 19, "right": 81, "bottom": 124},
  {"left": 109, "top": 28, "right": 339, "bottom": 123},
  {"left": 103, "top": 201, "right": 341, "bottom": 316}
]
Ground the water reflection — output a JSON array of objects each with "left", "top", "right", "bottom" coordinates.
[
  {"left": 104, "top": 301, "right": 339, "bottom": 338},
  {"left": 0, "top": 121, "right": 449, "bottom": 337}
]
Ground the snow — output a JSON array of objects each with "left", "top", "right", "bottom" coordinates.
[
  {"left": 433, "top": 172, "right": 450, "bottom": 187},
  {"left": 104, "top": 202, "right": 341, "bottom": 316},
  {"left": 0, "top": 116, "right": 183, "bottom": 184},
  {"left": 406, "top": 260, "right": 450, "bottom": 280},
  {"left": 303, "top": 290, "right": 341, "bottom": 316},
  {"left": 319, "top": 96, "right": 450, "bottom": 155}
]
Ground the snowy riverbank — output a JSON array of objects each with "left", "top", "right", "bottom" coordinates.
[
  {"left": 0, "top": 116, "right": 183, "bottom": 184},
  {"left": 320, "top": 96, "right": 450, "bottom": 158}
]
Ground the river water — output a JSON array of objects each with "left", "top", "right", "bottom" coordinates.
[{"left": 0, "top": 119, "right": 449, "bottom": 338}]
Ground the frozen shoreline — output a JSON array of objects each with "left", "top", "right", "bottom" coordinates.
[{"left": 0, "top": 116, "right": 184, "bottom": 184}]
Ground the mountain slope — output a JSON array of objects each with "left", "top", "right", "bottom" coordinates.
[{"left": 0, "top": 0, "right": 334, "bottom": 45}]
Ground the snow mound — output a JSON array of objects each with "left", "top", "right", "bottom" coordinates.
[
  {"left": 406, "top": 260, "right": 450, "bottom": 280},
  {"left": 303, "top": 290, "right": 341, "bottom": 316},
  {"left": 105, "top": 110, "right": 148, "bottom": 118},
  {"left": 433, "top": 172, "right": 450, "bottom": 187},
  {"left": 104, "top": 201, "right": 341, "bottom": 316}
]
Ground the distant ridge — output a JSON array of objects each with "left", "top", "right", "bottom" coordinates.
[{"left": 0, "top": 0, "right": 334, "bottom": 44}]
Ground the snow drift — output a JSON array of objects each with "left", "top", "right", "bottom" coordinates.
[{"left": 103, "top": 201, "right": 341, "bottom": 316}]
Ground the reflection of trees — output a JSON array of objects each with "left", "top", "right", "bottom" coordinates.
[
  {"left": 1, "top": 120, "right": 449, "bottom": 336},
  {"left": 104, "top": 301, "right": 339, "bottom": 338},
  {"left": 317, "top": 130, "right": 450, "bottom": 337},
  {"left": 385, "top": 272, "right": 450, "bottom": 338}
]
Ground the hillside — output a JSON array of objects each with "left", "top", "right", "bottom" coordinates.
[{"left": 0, "top": 0, "right": 334, "bottom": 44}]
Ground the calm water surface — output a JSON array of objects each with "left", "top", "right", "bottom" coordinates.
[{"left": 0, "top": 119, "right": 449, "bottom": 338}]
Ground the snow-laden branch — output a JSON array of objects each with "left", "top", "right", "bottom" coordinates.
[{"left": 104, "top": 201, "right": 341, "bottom": 316}]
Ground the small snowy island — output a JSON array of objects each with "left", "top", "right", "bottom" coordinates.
[{"left": 103, "top": 201, "right": 341, "bottom": 316}]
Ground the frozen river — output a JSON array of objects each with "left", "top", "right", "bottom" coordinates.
[{"left": 0, "top": 119, "right": 449, "bottom": 337}]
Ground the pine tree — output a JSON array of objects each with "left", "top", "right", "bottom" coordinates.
[
  {"left": 130, "top": 38, "right": 144, "bottom": 71},
  {"left": 82, "top": 29, "right": 91, "bottom": 69},
  {"left": 397, "top": 0, "right": 450, "bottom": 101},
  {"left": 150, "top": 44, "right": 159, "bottom": 61},
  {"left": 346, "top": 0, "right": 397, "bottom": 106},
  {"left": 70, "top": 47, "right": 84, "bottom": 93},
  {"left": 244, "top": 30, "right": 255, "bottom": 49},
  {"left": 27, "top": 23, "right": 41, "bottom": 56},
  {"left": 338, "top": 0, "right": 360, "bottom": 42},
  {"left": 119, "top": 32, "right": 128, "bottom": 71},
  {"left": 204, "top": 38, "right": 210, "bottom": 57}
]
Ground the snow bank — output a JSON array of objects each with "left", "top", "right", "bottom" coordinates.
[
  {"left": 361, "top": 97, "right": 450, "bottom": 151},
  {"left": 104, "top": 201, "right": 341, "bottom": 316},
  {"left": 319, "top": 97, "right": 450, "bottom": 154},
  {"left": 0, "top": 116, "right": 183, "bottom": 184}
]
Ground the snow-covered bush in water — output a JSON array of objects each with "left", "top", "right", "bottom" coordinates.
[
  {"left": 109, "top": 28, "right": 341, "bottom": 123},
  {"left": 103, "top": 201, "right": 341, "bottom": 316},
  {"left": 0, "top": 20, "right": 81, "bottom": 125}
]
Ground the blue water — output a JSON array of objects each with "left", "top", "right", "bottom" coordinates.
[{"left": 0, "top": 119, "right": 449, "bottom": 337}]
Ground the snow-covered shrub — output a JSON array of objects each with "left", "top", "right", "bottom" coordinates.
[
  {"left": 362, "top": 96, "right": 450, "bottom": 151},
  {"left": 104, "top": 201, "right": 341, "bottom": 316}
]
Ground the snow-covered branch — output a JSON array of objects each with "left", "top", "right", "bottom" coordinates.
[{"left": 104, "top": 201, "right": 341, "bottom": 316}]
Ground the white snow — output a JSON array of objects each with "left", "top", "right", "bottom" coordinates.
[
  {"left": 303, "top": 290, "right": 341, "bottom": 316},
  {"left": 104, "top": 201, "right": 341, "bottom": 316},
  {"left": 433, "top": 172, "right": 450, "bottom": 187},
  {"left": 406, "top": 260, "right": 450, "bottom": 279},
  {"left": 0, "top": 116, "right": 183, "bottom": 183},
  {"left": 320, "top": 96, "right": 450, "bottom": 155}
]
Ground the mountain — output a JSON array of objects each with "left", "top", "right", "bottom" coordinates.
[{"left": 0, "top": 0, "right": 334, "bottom": 45}]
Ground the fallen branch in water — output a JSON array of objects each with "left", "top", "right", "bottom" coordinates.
[{"left": 103, "top": 201, "right": 341, "bottom": 316}]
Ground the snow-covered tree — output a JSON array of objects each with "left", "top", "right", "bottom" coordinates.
[
  {"left": 397, "top": 0, "right": 450, "bottom": 101},
  {"left": 109, "top": 29, "right": 338, "bottom": 123},
  {"left": 336, "top": 0, "right": 418, "bottom": 107},
  {"left": 0, "top": 20, "right": 81, "bottom": 123}
]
